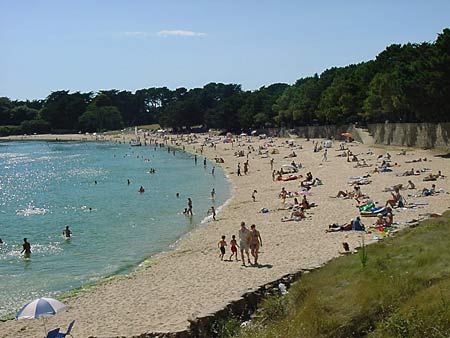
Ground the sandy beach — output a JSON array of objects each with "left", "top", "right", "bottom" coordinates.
[{"left": 1, "top": 133, "right": 449, "bottom": 338}]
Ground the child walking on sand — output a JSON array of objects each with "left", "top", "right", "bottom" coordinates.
[
  {"left": 252, "top": 190, "right": 257, "bottom": 202},
  {"left": 229, "top": 235, "right": 239, "bottom": 261},
  {"left": 218, "top": 235, "right": 227, "bottom": 261}
]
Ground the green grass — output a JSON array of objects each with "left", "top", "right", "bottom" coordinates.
[{"left": 229, "top": 211, "right": 450, "bottom": 338}]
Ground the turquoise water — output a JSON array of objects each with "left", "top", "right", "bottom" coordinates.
[{"left": 0, "top": 141, "right": 230, "bottom": 317}]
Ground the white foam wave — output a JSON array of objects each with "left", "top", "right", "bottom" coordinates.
[{"left": 16, "top": 206, "right": 49, "bottom": 216}]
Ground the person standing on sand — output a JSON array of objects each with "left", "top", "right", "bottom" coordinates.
[
  {"left": 238, "top": 222, "right": 251, "bottom": 266},
  {"left": 280, "top": 187, "right": 287, "bottom": 205},
  {"left": 322, "top": 149, "right": 328, "bottom": 162},
  {"left": 270, "top": 158, "right": 274, "bottom": 170},
  {"left": 249, "top": 224, "right": 262, "bottom": 265},
  {"left": 218, "top": 235, "right": 227, "bottom": 261},
  {"left": 229, "top": 235, "right": 239, "bottom": 261},
  {"left": 21, "top": 238, "right": 31, "bottom": 259},
  {"left": 237, "top": 163, "right": 242, "bottom": 176},
  {"left": 187, "top": 198, "right": 193, "bottom": 215},
  {"left": 252, "top": 190, "right": 257, "bottom": 202},
  {"left": 210, "top": 206, "right": 216, "bottom": 220}
]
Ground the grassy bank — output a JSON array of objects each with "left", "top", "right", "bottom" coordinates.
[{"left": 223, "top": 211, "right": 450, "bottom": 338}]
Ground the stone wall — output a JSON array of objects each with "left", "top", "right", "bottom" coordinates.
[
  {"left": 278, "top": 123, "right": 450, "bottom": 151},
  {"left": 279, "top": 125, "right": 359, "bottom": 142},
  {"left": 367, "top": 123, "right": 450, "bottom": 150}
]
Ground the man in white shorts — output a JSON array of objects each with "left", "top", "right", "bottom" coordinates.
[{"left": 238, "top": 221, "right": 251, "bottom": 266}]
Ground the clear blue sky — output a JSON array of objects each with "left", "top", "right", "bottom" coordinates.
[{"left": 1, "top": 0, "right": 449, "bottom": 100}]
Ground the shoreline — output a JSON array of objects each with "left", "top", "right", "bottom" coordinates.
[
  {"left": 0, "top": 136, "right": 233, "bottom": 319},
  {"left": 1, "top": 133, "right": 449, "bottom": 337}
]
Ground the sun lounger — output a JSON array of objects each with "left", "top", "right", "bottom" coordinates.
[
  {"left": 46, "top": 328, "right": 60, "bottom": 338},
  {"left": 56, "top": 320, "right": 75, "bottom": 337}
]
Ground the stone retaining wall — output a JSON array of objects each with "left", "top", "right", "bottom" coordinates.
[{"left": 277, "top": 123, "right": 450, "bottom": 150}]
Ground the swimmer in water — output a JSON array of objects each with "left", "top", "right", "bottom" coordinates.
[
  {"left": 63, "top": 225, "right": 72, "bottom": 238},
  {"left": 138, "top": 186, "right": 145, "bottom": 193},
  {"left": 21, "top": 238, "right": 31, "bottom": 258}
]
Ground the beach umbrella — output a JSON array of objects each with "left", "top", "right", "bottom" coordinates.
[
  {"left": 341, "top": 132, "right": 352, "bottom": 137},
  {"left": 16, "top": 297, "right": 68, "bottom": 335}
]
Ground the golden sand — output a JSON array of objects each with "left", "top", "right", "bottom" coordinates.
[{"left": 1, "top": 133, "right": 449, "bottom": 337}]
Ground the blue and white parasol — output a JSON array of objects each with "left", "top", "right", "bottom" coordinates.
[{"left": 16, "top": 297, "right": 68, "bottom": 336}]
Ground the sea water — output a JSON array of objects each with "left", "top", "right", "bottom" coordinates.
[{"left": 0, "top": 141, "right": 230, "bottom": 317}]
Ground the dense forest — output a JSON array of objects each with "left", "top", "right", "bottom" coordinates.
[{"left": 1, "top": 29, "right": 449, "bottom": 136}]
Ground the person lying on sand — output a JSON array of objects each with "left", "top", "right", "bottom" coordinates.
[
  {"left": 423, "top": 173, "right": 438, "bottom": 181},
  {"left": 405, "top": 157, "right": 427, "bottom": 163},
  {"left": 354, "top": 159, "right": 371, "bottom": 168},
  {"left": 286, "top": 206, "right": 306, "bottom": 220},
  {"left": 422, "top": 184, "right": 437, "bottom": 196},
  {"left": 327, "top": 217, "right": 365, "bottom": 232},
  {"left": 383, "top": 184, "right": 403, "bottom": 192},
  {"left": 400, "top": 168, "right": 416, "bottom": 176}
]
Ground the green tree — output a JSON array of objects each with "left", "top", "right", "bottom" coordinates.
[
  {"left": 79, "top": 102, "right": 123, "bottom": 132},
  {"left": 40, "top": 91, "right": 92, "bottom": 130}
]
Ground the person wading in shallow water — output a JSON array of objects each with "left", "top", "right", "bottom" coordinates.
[
  {"left": 187, "top": 198, "right": 193, "bottom": 216},
  {"left": 21, "top": 238, "right": 31, "bottom": 259},
  {"left": 63, "top": 225, "right": 72, "bottom": 238}
]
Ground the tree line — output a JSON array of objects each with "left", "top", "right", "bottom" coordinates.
[{"left": 1, "top": 28, "right": 449, "bottom": 136}]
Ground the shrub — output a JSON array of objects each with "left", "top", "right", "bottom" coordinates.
[
  {"left": 20, "top": 119, "right": 51, "bottom": 134},
  {"left": 0, "top": 125, "right": 22, "bottom": 136}
]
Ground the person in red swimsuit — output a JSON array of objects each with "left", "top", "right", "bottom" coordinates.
[{"left": 229, "top": 235, "right": 239, "bottom": 261}]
